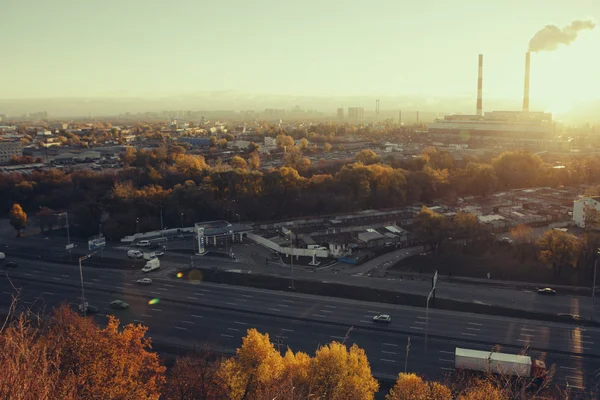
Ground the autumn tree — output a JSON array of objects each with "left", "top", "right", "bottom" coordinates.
[
  {"left": 299, "top": 137, "right": 308, "bottom": 150},
  {"left": 44, "top": 305, "right": 165, "bottom": 399},
  {"left": 537, "top": 229, "right": 581, "bottom": 278},
  {"left": 231, "top": 155, "right": 248, "bottom": 170},
  {"left": 323, "top": 142, "right": 332, "bottom": 152},
  {"left": 413, "top": 206, "right": 448, "bottom": 251},
  {"left": 310, "top": 341, "right": 379, "bottom": 400},
  {"left": 457, "top": 379, "right": 508, "bottom": 400},
  {"left": 9, "top": 203, "right": 27, "bottom": 237},
  {"left": 452, "top": 212, "right": 480, "bottom": 244},
  {"left": 283, "top": 146, "right": 310, "bottom": 171},
  {"left": 163, "top": 346, "right": 224, "bottom": 400},
  {"left": 355, "top": 149, "right": 381, "bottom": 165},
  {"left": 386, "top": 373, "right": 451, "bottom": 400},
  {"left": 276, "top": 134, "right": 294, "bottom": 149},
  {"left": 510, "top": 224, "right": 535, "bottom": 260},
  {"left": 491, "top": 151, "right": 542, "bottom": 189}
]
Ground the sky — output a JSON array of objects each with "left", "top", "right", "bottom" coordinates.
[{"left": 1, "top": 0, "right": 599, "bottom": 114}]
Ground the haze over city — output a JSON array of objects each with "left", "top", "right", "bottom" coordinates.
[{"left": 1, "top": 0, "right": 599, "bottom": 118}]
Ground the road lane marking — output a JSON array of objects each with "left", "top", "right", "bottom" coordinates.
[
  {"left": 52, "top": 277, "right": 61, "bottom": 281},
  {"left": 226, "top": 302, "right": 238, "bottom": 306},
  {"left": 234, "top": 321, "right": 247, "bottom": 325},
  {"left": 380, "top": 359, "right": 395, "bottom": 363},
  {"left": 461, "top": 333, "right": 477, "bottom": 336},
  {"left": 182, "top": 321, "right": 194, "bottom": 324},
  {"left": 414, "top": 321, "right": 426, "bottom": 325},
  {"left": 368, "top": 310, "right": 379, "bottom": 313},
  {"left": 468, "top": 322, "right": 482, "bottom": 326},
  {"left": 124, "top": 282, "right": 133, "bottom": 286},
  {"left": 560, "top": 366, "right": 577, "bottom": 370},
  {"left": 151, "top": 308, "right": 162, "bottom": 312},
  {"left": 43, "top": 292, "right": 54, "bottom": 295},
  {"left": 33, "top": 270, "right": 40, "bottom": 273},
  {"left": 324, "top": 305, "right": 336, "bottom": 309},
  {"left": 578, "top": 341, "right": 594, "bottom": 345},
  {"left": 194, "top": 293, "right": 205, "bottom": 296},
  {"left": 2, "top": 292, "right": 12, "bottom": 295},
  {"left": 439, "top": 350, "right": 453, "bottom": 354},
  {"left": 175, "top": 326, "right": 187, "bottom": 330},
  {"left": 269, "top": 308, "right": 281, "bottom": 312},
  {"left": 440, "top": 358, "right": 454, "bottom": 363},
  {"left": 281, "top": 299, "right": 294, "bottom": 303},
  {"left": 142, "top": 314, "right": 152, "bottom": 318},
  {"left": 516, "top": 339, "right": 530, "bottom": 342},
  {"left": 466, "top": 328, "right": 480, "bottom": 331},
  {"left": 410, "top": 326, "right": 424, "bottom": 330},
  {"left": 382, "top": 351, "right": 397, "bottom": 355},
  {"left": 441, "top": 367, "right": 454, "bottom": 371},
  {"left": 115, "top": 286, "right": 125, "bottom": 290},
  {"left": 314, "top": 314, "right": 326, "bottom": 318},
  {"left": 134, "top": 319, "right": 144, "bottom": 323},
  {"left": 330, "top": 336, "right": 345, "bottom": 340},
  {"left": 164, "top": 284, "right": 174, "bottom": 287},
  {"left": 221, "top": 334, "right": 234, "bottom": 338},
  {"left": 91, "top": 278, "right": 100, "bottom": 282},
  {"left": 197, "top": 289, "right": 211, "bottom": 292},
  {"left": 520, "top": 333, "right": 533, "bottom": 336},
  {"left": 24, "top": 273, "right": 33, "bottom": 276},
  {"left": 228, "top": 328, "right": 240, "bottom": 332},
  {"left": 319, "top": 310, "right": 332, "bottom": 313},
  {"left": 158, "top": 288, "right": 168, "bottom": 291},
  {"left": 521, "top": 328, "right": 535, "bottom": 332},
  {"left": 384, "top": 343, "right": 398, "bottom": 347},
  {"left": 417, "top": 316, "right": 429, "bottom": 320},
  {"left": 359, "top": 320, "right": 371, "bottom": 323},
  {"left": 241, "top": 294, "right": 253, "bottom": 298},
  {"left": 187, "top": 296, "right": 199, "bottom": 300},
  {"left": 192, "top": 315, "right": 203, "bottom": 318},
  {"left": 565, "top": 375, "right": 583, "bottom": 381},
  {"left": 281, "top": 328, "right": 294, "bottom": 332},
  {"left": 61, "top": 274, "right": 69, "bottom": 278},
  {"left": 279, "top": 304, "right": 289, "bottom": 307}
]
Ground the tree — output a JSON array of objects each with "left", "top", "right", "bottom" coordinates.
[
  {"left": 323, "top": 142, "right": 332, "bottom": 152},
  {"left": 299, "top": 138, "right": 308, "bottom": 150},
  {"left": 583, "top": 204, "right": 600, "bottom": 231},
  {"left": 218, "top": 329, "right": 284, "bottom": 399},
  {"left": 510, "top": 224, "right": 535, "bottom": 260},
  {"left": 457, "top": 380, "right": 508, "bottom": 400},
  {"left": 163, "top": 346, "right": 224, "bottom": 400},
  {"left": 452, "top": 212, "right": 480, "bottom": 244},
  {"left": 276, "top": 134, "right": 294, "bottom": 149},
  {"left": 491, "top": 151, "right": 542, "bottom": 189},
  {"left": 413, "top": 206, "right": 447, "bottom": 251},
  {"left": 283, "top": 147, "right": 310, "bottom": 171},
  {"left": 386, "top": 373, "right": 451, "bottom": 400},
  {"left": 248, "top": 152, "right": 261, "bottom": 171},
  {"left": 355, "top": 149, "right": 381, "bottom": 165},
  {"left": 9, "top": 203, "right": 27, "bottom": 237},
  {"left": 537, "top": 229, "right": 581, "bottom": 278},
  {"left": 310, "top": 341, "right": 379, "bottom": 400},
  {"left": 231, "top": 156, "right": 248, "bottom": 170},
  {"left": 44, "top": 306, "right": 165, "bottom": 399}
]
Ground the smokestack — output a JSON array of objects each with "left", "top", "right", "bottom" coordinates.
[
  {"left": 523, "top": 52, "right": 531, "bottom": 113},
  {"left": 476, "top": 54, "right": 483, "bottom": 116}
]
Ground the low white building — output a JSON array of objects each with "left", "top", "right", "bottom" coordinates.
[{"left": 573, "top": 197, "right": 600, "bottom": 228}]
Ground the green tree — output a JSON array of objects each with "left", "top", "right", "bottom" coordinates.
[
  {"left": 537, "top": 229, "right": 581, "bottom": 278},
  {"left": 9, "top": 203, "right": 27, "bottom": 237}
]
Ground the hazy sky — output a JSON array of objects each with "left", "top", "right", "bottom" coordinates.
[{"left": 1, "top": 0, "right": 599, "bottom": 113}]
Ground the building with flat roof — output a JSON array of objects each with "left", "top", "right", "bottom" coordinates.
[
  {"left": 0, "top": 140, "right": 22, "bottom": 164},
  {"left": 348, "top": 107, "right": 364, "bottom": 122}
]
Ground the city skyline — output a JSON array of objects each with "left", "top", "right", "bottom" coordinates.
[{"left": 1, "top": 0, "right": 598, "bottom": 115}]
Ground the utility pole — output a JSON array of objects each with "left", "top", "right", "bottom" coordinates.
[
  {"left": 289, "top": 231, "right": 295, "bottom": 290},
  {"left": 78, "top": 251, "right": 97, "bottom": 317},
  {"left": 593, "top": 256, "right": 598, "bottom": 304},
  {"left": 405, "top": 336, "right": 411, "bottom": 373},
  {"left": 160, "top": 208, "right": 164, "bottom": 236}
]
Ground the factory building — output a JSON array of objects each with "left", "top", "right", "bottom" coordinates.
[{"left": 428, "top": 53, "right": 556, "bottom": 139}]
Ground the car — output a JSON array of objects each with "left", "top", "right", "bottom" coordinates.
[
  {"left": 4, "top": 261, "right": 18, "bottom": 268},
  {"left": 372, "top": 314, "right": 391, "bottom": 323},
  {"left": 78, "top": 302, "right": 99, "bottom": 315},
  {"left": 137, "top": 278, "right": 152, "bottom": 285},
  {"left": 110, "top": 300, "right": 129, "bottom": 309},
  {"left": 537, "top": 288, "right": 556, "bottom": 295},
  {"left": 153, "top": 251, "right": 165, "bottom": 257}
]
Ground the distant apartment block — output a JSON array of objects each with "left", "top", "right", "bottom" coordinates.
[
  {"left": 0, "top": 140, "right": 23, "bottom": 164},
  {"left": 573, "top": 197, "right": 600, "bottom": 228},
  {"left": 49, "top": 123, "right": 68, "bottom": 131},
  {"left": 336, "top": 108, "right": 344, "bottom": 120},
  {"left": 263, "top": 109, "right": 286, "bottom": 120},
  {"left": 348, "top": 107, "right": 364, "bottom": 122}
]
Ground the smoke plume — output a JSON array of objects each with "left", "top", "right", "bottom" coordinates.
[{"left": 528, "top": 20, "right": 596, "bottom": 52}]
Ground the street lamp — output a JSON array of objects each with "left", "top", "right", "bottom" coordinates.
[
  {"left": 78, "top": 253, "right": 91, "bottom": 316},
  {"left": 287, "top": 231, "right": 295, "bottom": 290},
  {"left": 593, "top": 248, "right": 599, "bottom": 304},
  {"left": 180, "top": 212, "right": 184, "bottom": 229},
  {"left": 235, "top": 213, "right": 240, "bottom": 225},
  {"left": 56, "top": 212, "right": 71, "bottom": 259},
  {"left": 136, "top": 218, "right": 140, "bottom": 233}
]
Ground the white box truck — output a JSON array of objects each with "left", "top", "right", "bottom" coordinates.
[
  {"left": 455, "top": 348, "right": 547, "bottom": 381},
  {"left": 142, "top": 258, "right": 160, "bottom": 273},
  {"left": 143, "top": 252, "right": 157, "bottom": 260}
]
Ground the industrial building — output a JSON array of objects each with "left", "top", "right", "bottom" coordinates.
[
  {"left": 0, "top": 140, "right": 23, "bottom": 164},
  {"left": 427, "top": 53, "right": 556, "bottom": 139},
  {"left": 348, "top": 107, "right": 364, "bottom": 122}
]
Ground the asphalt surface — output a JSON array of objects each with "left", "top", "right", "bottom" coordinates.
[{"left": 1, "top": 257, "right": 599, "bottom": 393}]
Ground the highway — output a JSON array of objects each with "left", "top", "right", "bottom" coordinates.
[
  {"left": 3, "top": 235, "right": 598, "bottom": 321},
  {"left": 1, "top": 257, "right": 599, "bottom": 393}
]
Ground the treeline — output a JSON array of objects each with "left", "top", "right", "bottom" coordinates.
[
  {"left": 2, "top": 144, "right": 600, "bottom": 239},
  {"left": 1, "top": 305, "right": 565, "bottom": 400}
]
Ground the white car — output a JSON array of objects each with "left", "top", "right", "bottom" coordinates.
[
  {"left": 372, "top": 314, "right": 391, "bottom": 323},
  {"left": 153, "top": 251, "right": 165, "bottom": 257},
  {"left": 110, "top": 300, "right": 129, "bottom": 309},
  {"left": 136, "top": 278, "right": 152, "bottom": 285}
]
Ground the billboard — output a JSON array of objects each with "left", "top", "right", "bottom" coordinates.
[
  {"left": 195, "top": 225, "right": 205, "bottom": 254},
  {"left": 88, "top": 236, "right": 106, "bottom": 251}
]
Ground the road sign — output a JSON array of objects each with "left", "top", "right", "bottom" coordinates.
[
  {"left": 66, "top": 243, "right": 75, "bottom": 250},
  {"left": 88, "top": 236, "right": 106, "bottom": 251}
]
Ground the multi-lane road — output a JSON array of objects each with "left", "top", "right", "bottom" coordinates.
[{"left": 1, "top": 256, "right": 599, "bottom": 393}]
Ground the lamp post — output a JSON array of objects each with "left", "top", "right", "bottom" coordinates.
[
  {"left": 180, "top": 212, "right": 184, "bottom": 230},
  {"left": 136, "top": 218, "right": 139, "bottom": 233},
  {"left": 236, "top": 213, "right": 240, "bottom": 225},
  {"left": 288, "top": 231, "right": 295, "bottom": 290},
  {"left": 57, "top": 212, "right": 71, "bottom": 259},
  {"left": 78, "top": 252, "right": 97, "bottom": 317},
  {"left": 593, "top": 251, "right": 599, "bottom": 304}
]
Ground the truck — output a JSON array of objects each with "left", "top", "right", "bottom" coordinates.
[
  {"left": 143, "top": 252, "right": 157, "bottom": 261},
  {"left": 142, "top": 258, "right": 160, "bottom": 273},
  {"left": 455, "top": 348, "right": 547, "bottom": 382}
]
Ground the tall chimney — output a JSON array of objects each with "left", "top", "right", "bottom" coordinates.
[
  {"left": 523, "top": 52, "right": 531, "bottom": 113},
  {"left": 476, "top": 54, "right": 483, "bottom": 116}
]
